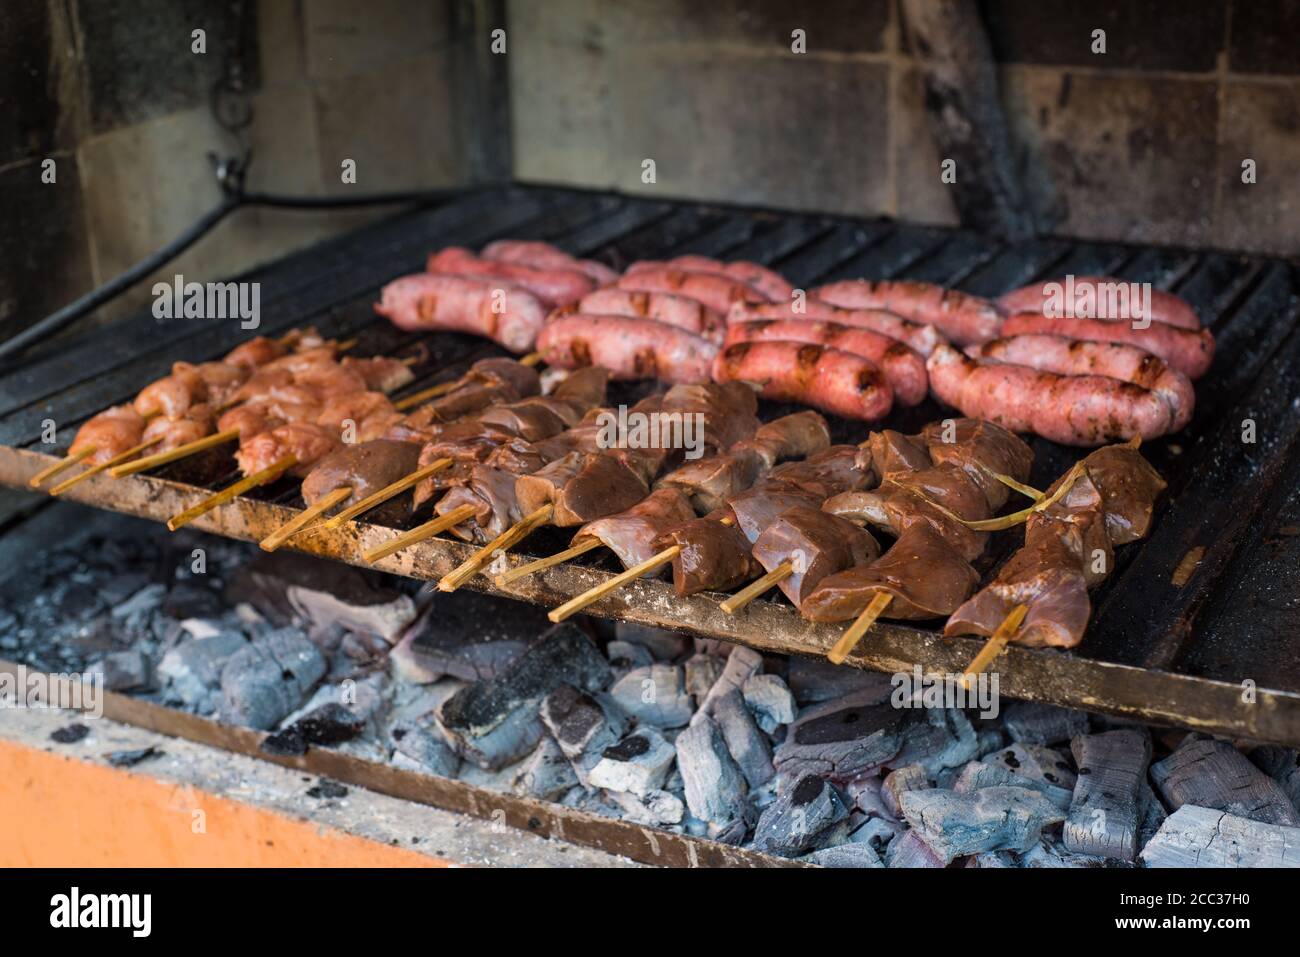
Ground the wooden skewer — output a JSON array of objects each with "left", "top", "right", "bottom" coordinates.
[
  {"left": 827, "top": 592, "right": 893, "bottom": 665},
  {"left": 495, "top": 537, "right": 603, "bottom": 588},
  {"left": 259, "top": 486, "right": 352, "bottom": 552},
  {"left": 48, "top": 438, "right": 162, "bottom": 496},
  {"left": 548, "top": 545, "right": 682, "bottom": 624},
  {"left": 110, "top": 428, "right": 241, "bottom": 477},
  {"left": 438, "top": 504, "right": 554, "bottom": 593},
  {"left": 959, "top": 603, "right": 1029, "bottom": 689},
  {"left": 362, "top": 503, "right": 478, "bottom": 563},
  {"left": 28, "top": 446, "right": 96, "bottom": 487},
  {"left": 720, "top": 560, "right": 794, "bottom": 614},
  {"left": 393, "top": 352, "right": 544, "bottom": 411},
  {"left": 167, "top": 454, "right": 298, "bottom": 532},
  {"left": 319, "top": 458, "right": 452, "bottom": 530}
]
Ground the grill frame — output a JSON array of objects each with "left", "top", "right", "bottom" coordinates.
[{"left": 3, "top": 183, "right": 1300, "bottom": 745}]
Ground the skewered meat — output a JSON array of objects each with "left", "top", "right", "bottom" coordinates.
[
  {"left": 217, "top": 404, "right": 285, "bottom": 438},
  {"left": 572, "top": 487, "right": 698, "bottom": 571},
  {"left": 919, "top": 418, "right": 1034, "bottom": 511},
  {"left": 730, "top": 301, "right": 946, "bottom": 357},
  {"left": 342, "top": 355, "right": 416, "bottom": 393},
  {"left": 437, "top": 464, "right": 524, "bottom": 542},
  {"left": 998, "top": 276, "right": 1201, "bottom": 330},
  {"left": 375, "top": 273, "right": 547, "bottom": 353},
  {"left": 652, "top": 511, "right": 764, "bottom": 596},
  {"left": 629, "top": 256, "right": 792, "bottom": 301},
  {"left": 515, "top": 452, "right": 649, "bottom": 526},
  {"left": 750, "top": 506, "right": 881, "bottom": 607},
  {"left": 316, "top": 391, "right": 396, "bottom": 435},
  {"left": 574, "top": 289, "right": 726, "bottom": 344},
  {"left": 811, "top": 279, "right": 1003, "bottom": 346},
  {"left": 867, "top": 429, "right": 931, "bottom": 476},
  {"left": 480, "top": 239, "right": 619, "bottom": 286},
  {"left": 537, "top": 314, "right": 717, "bottom": 384},
  {"left": 235, "top": 422, "right": 340, "bottom": 478},
  {"left": 142, "top": 404, "right": 215, "bottom": 453},
  {"left": 223, "top": 336, "right": 288, "bottom": 368},
  {"left": 662, "top": 380, "right": 761, "bottom": 455},
  {"left": 69, "top": 405, "right": 146, "bottom": 464},
  {"left": 927, "top": 343, "right": 1180, "bottom": 445},
  {"left": 723, "top": 318, "right": 929, "bottom": 406},
  {"left": 616, "top": 267, "right": 767, "bottom": 314},
  {"left": 301, "top": 439, "right": 421, "bottom": 507},
  {"left": 999, "top": 312, "right": 1213, "bottom": 380},
  {"left": 427, "top": 246, "right": 594, "bottom": 306},
  {"left": 713, "top": 341, "right": 893, "bottom": 422},
  {"left": 184, "top": 361, "right": 251, "bottom": 407},
  {"left": 969, "top": 334, "right": 1195, "bottom": 431},
  {"left": 134, "top": 363, "right": 208, "bottom": 417},
  {"left": 727, "top": 446, "right": 873, "bottom": 543},
  {"left": 469, "top": 356, "right": 544, "bottom": 398}
]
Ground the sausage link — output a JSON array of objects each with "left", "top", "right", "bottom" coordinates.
[
  {"left": 729, "top": 301, "right": 945, "bottom": 356},
  {"left": 998, "top": 276, "right": 1200, "bottom": 330},
  {"left": 479, "top": 239, "right": 618, "bottom": 286},
  {"left": 374, "top": 273, "right": 545, "bottom": 354},
  {"left": 628, "top": 256, "right": 792, "bottom": 301},
  {"left": 999, "top": 312, "right": 1214, "bottom": 379},
  {"left": 712, "top": 341, "right": 893, "bottom": 422},
  {"left": 617, "top": 267, "right": 766, "bottom": 315},
  {"left": 427, "top": 247, "right": 593, "bottom": 306},
  {"left": 577, "top": 288, "right": 725, "bottom": 344},
  {"left": 812, "top": 279, "right": 1003, "bottom": 346},
  {"left": 537, "top": 314, "right": 716, "bottom": 384}
]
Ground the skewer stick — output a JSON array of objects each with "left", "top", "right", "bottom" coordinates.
[
  {"left": 548, "top": 545, "right": 682, "bottom": 624},
  {"left": 28, "top": 447, "right": 96, "bottom": 487},
  {"left": 959, "top": 603, "right": 1029, "bottom": 689},
  {"left": 438, "top": 504, "right": 554, "bottom": 592},
  {"left": 362, "top": 504, "right": 478, "bottom": 563},
  {"left": 167, "top": 454, "right": 298, "bottom": 531},
  {"left": 827, "top": 592, "right": 892, "bottom": 665},
  {"left": 110, "top": 428, "right": 241, "bottom": 477},
  {"left": 393, "top": 352, "right": 544, "bottom": 410},
  {"left": 320, "top": 458, "right": 453, "bottom": 530},
  {"left": 48, "top": 438, "right": 162, "bottom": 496},
  {"left": 259, "top": 486, "right": 352, "bottom": 552},
  {"left": 720, "top": 560, "right": 794, "bottom": 614},
  {"left": 495, "top": 537, "right": 603, "bottom": 587}
]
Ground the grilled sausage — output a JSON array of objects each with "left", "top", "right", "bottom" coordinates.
[
  {"left": 811, "top": 279, "right": 1003, "bottom": 346},
  {"left": 427, "top": 246, "right": 593, "bottom": 306},
  {"left": 537, "top": 313, "right": 717, "bottom": 384},
  {"left": 970, "top": 334, "right": 1195, "bottom": 430},
  {"left": 374, "top": 273, "right": 546, "bottom": 354},
  {"left": 998, "top": 276, "right": 1201, "bottom": 330},
  {"left": 628, "top": 256, "right": 792, "bottom": 301},
  {"left": 723, "top": 318, "right": 928, "bottom": 406},
  {"left": 576, "top": 288, "right": 726, "bottom": 343},
  {"left": 927, "top": 343, "right": 1174, "bottom": 445},
  {"left": 729, "top": 301, "right": 945, "bottom": 356},
  {"left": 712, "top": 341, "right": 893, "bottom": 422},
  {"left": 998, "top": 312, "right": 1213, "bottom": 380},
  {"left": 480, "top": 239, "right": 619, "bottom": 286},
  {"left": 616, "top": 267, "right": 766, "bottom": 315}
]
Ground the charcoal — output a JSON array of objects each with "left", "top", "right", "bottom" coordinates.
[
  {"left": 1249, "top": 745, "right": 1300, "bottom": 811},
  {"left": 218, "top": 628, "right": 327, "bottom": 730},
  {"left": 683, "top": 653, "right": 725, "bottom": 698},
  {"left": 752, "top": 775, "right": 850, "bottom": 858},
  {"left": 712, "top": 688, "right": 774, "bottom": 788},
  {"left": 899, "top": 787, "right": 1067, "bottom": 864},
  {"left": 609, "top": 663, "right": 693, "bottom": 729},
  {"left": 885, "top": 829, "right": 947, "bottom": 868},
  {"left": 99, "top": 572, "right": 153, "bottom": 607},
  {"left": 93, "top": 650, "right": 151, "bottom": 691},
  {"left": 606, "top": 640, "right": 653, "bottom": 669},
  {"left": 773, "top": 688, "right": 903, "bottom": 782},
  {"left": 881, "top": 764, "right": 931, "bottom": 818},
  {"left": 390, "top": 591, "right": 548, "bottom": 683},
  {"left": 975, "top": 727, "right": 1006, "bottom": 758},
  {"left": 588, "top": 727, "right": 676, "bottom": 797},
  {"left": 850, "top": 816, "right": 904, "bottom": 852},
  {"left": 512, "top": 735, "right": 579, "bottom": 800},
  {"left": 1138, "top": 780, "right": 1168, "bottom": 848},
  {"left": 984, "top": 742, "right": 1077, "bottom": 790},
  {"left": 390, "top": 723, "right": 461, "bottom": 777},
  {"left": 693, "top": 646, "right": 763, "bottom": 723},
  {"left": 786, "top": 656, "right": 894, "bottom": 705},
  {"left": 844, "top": 773, "right": 894, "bottom": 819},
  {"left": 1060, "top": 730, "right": 1151, "bottom": 861},
  {"left": 157, "top": 631, "right": 247, "bottom": 712},
  {"left": 743, "top": 673, "right": 797, "bottom": 734},
  {"left": 539, "top": 684, "right": 626, "bottom": 785},
  {"left": 306, "top": 780, "right": 348, "bottom": 800},
  {"left": 161, "top": 582, "right": 225, "bottom": 620},
  {"left": 110, "top": 583, "right": 165, "bottom": 620},
  {"left": 953, "top": 761, "right": 1072, "bottom": 811},
  {"left": 1150, "top": 736, "right": 1300, "bottom": 826},
  {"left": 50, "top": 723, "right": 90, "bottom": 744},
  {"left": 968, "top": 851, "right": 1018, "bottom": 868},
  {"left": 1021, "top": 838, "right": 1135, "bottom": 869},
  {"left": 261, "top": 703, "right": 366, "bottom": 757},
  {"left": 436, "top": 623, "right": 611, "bottom": 770},
  {"left": 1002, "top": 701, "right": 1089, "bottom": 745},
  {"left": 105, "top": 746, "right": 162, "bottom": 768},
  {"left": 887, "top": 708, "right": 979, "bottom": 776},
  {"left": 675, "top": 716, "right": 748, "bottom": 829},
  {"left": 804, "top": 842, "right": 883, "bottom": 868},
  {"left": 606, "top": 789, "right": 686, "bottom": 826},
  {"left": 1141, "top": 805, "right": 1300, "bottom": 868},
  {"left": 615, "top": 622, "right": 690, "bottom": 660},
  {"left": 284, "top": 674, "right": 389, "bottom": 729}
]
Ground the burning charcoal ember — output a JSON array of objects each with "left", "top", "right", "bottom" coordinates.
[
  {"left": 773, "top": 688, "right": 904, "bottom": 782},
  {"left": 676, "top": 716, "right": 748, "bottom": 832},
  {"left": 606, "top": 640, "right": 654, "bottom": 669},
  {"left": 844, "top": 773, "right": 893, "bottom": 819},
  {"left": 713, "top": 689, "right": 774, "bottom": 789},
  {"left": 262, "top": 702, "right": 367, "bottom": 757},
  {"left": 390, "top": 722, "right": 461, "bottom": 777},
  {"left": 1249, "top": 746, "right": 1300, "bottom": 811},
  {"left": 390, "top": 590, "right": 547, "bottom": 683},
  {"left": 1150, "top": 736, "right": 1300, "bottom": 826},
  {"left": 609, "top": 664, "right": 693, "bottom": 729},
  {"left": 218, "top": 628, "right": 328, "bottom": 730},
  {"left": 967, "top": 851, "right": 1018, "bottom": 868},
  {"left": 157, "top": 631, "right": 248, "bottom": 712},
  {"left": 786, "top": 656, "right": 894, "bottom": 705},
  {"left": 975, "top": 727, "right": 1006, "bottom": 758},
  {"left": 1061, "top": 730, "right": 1152, "bottom": 860},
  {"left": 161, "top": 582, "right": 225, "bottom": 620},
  {"left": 1020, "top": 839, "right": 1134, "bottom": 869},
  {"left": 105, "top": 746, "right": 162, "bottom": 768},
  {"left": 898, "top": 787, "right": 1068, "bottom": 864},
  {"left": 1002, "top": 701, "right": 1090, "bottom": 746},
  {"left": 615, "top": 622, "right": 690, "bottom": 660},
  {"left": 1138, "top": 780, "right": 1168, "bottom": 848},
  {"left": 804, "top": 843, "right": 883, "bottom": 868},
  {"left": 953, "top": 761, "right": 1072, "bottom": 811},
  {"left": 92, "top": 650, "right": 151, "bottom": 692},
  {"left": 752, "top": 775, "right": 850, "bottom": 858},
  {"left": 436, "top": 623, "right": 611, "bottom": 770},
  {"left": 588, "top": 727, "right": 677, "bottom": 797},
  {"left": 884, "top": 829, "right": 947, "bottom": 868},
  {"left": 110, "top": 583, "right": 165, "bottom": 622},
  {"left": 692, "top": 646, "right": 763, "bottom": 724},
  {"left": 850, "top": 816, "right": 905, "bottom": 853},
  {"left": 683, "top": 654, "right": 725, "bottom": 699},
  {"left": 881, "top": 764, "right": 931, "bottom": 818},
  {"left": 605, "top": 789, "right": 685, "bottom": 827},
  {"left": 984, "top": 743, "right": 1077, "bottom": 790},
  {"left": 1140, "top": 805, "right": 1300, "bottom": 868},
  {"left": 539, "top": 685, "right": 627, "bottom": 785},
  {"left": 50, "top": 723, "right": 90, "bottom": 744},
  {"left": 513, "top": 736, "right": 580, "bottom": 800},
  {"left": 887, "top": 708, "right": 979, "bottom": 777},
  {"left": 285, "top": 674, "right": 390, "bottom": 729},
  {"left": 743, "top": 674, "right": 796, "bottom": 735}
]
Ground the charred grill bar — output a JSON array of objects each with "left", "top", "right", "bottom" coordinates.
[{"left": 3, "top": 184, "right": 1300, "bottom": 746}]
